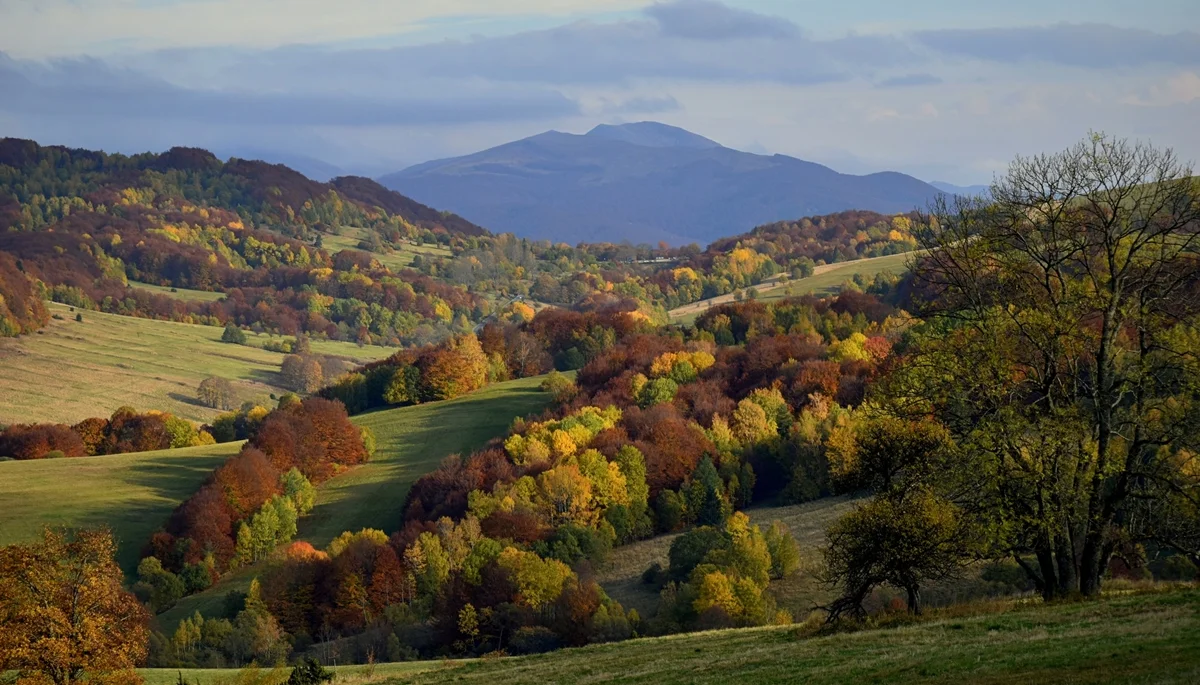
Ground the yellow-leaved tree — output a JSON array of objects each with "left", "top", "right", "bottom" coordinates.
[{"left": 0, "top": 528, "right": 150, "bottom": 685}]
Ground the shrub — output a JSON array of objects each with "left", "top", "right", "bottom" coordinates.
[
  {"left": 221, "top": 323, "right": 247, "bottom": 345},
  {"left": 508, "top": 626, "right": 562, "bottom": 655}
]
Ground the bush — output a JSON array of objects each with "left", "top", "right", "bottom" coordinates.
[
  {"left": 508, "top": 626, "right": 562, "bottom": 655},
  {"left": 287, "top": 658, "right": 333, "bottom": 685},
  {"left": 641, "top": 562, "right": 665, "bottom": 586},
  {"left": 221, "top": 323, "right": 247, "bottom": 345},
  {"left": 1158, "top": 555, "right": 1199, "bottom": 581}
]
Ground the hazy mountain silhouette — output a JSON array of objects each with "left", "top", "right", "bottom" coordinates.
[{"left": 381, "top": 122, "right": 943, "bottom": 245}]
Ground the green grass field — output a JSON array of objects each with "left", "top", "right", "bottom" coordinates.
[
  {"left": 758, "top": 251, "right": 913, "bottom": 303},
  {"left": 138, "top": 661, "right": 454, "bottom": 685},
  {"left": 0, "top": 302, "right": 393, "bottom": 425},
  {"left": 0, "top": 441, "right": 243, "bottom": 574},
  {"left": 322, "top": 228, "right": 453, "bottom": 272},
  {"left": 394, "top": 588, "right": 1200, "bottom": 685},
  {"left": 130, "top": 281, "right": 228, "bottom": 303},
  {"left": 155, "top": 374, "right": 557, "bottom": 630}
]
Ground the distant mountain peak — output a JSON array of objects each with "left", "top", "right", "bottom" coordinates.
[{"left": 585, "top": 121, "right": 721, "bottom": 150}]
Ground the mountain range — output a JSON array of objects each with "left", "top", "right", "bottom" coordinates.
[{"left": 380, "top": 122, "right": 946, "bottom": 246}]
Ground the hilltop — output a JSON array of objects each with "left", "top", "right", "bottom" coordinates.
[{"left": 380, "top": 122, "right": 941, "bottom": 245}]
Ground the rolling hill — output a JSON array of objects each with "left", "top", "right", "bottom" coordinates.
[
  {"left": 392, "top": 587, "right": 1200, "bottom": 685},
  {"left": 380, "top": 122, "right": 942, "bottom": 246},
  {"left": 153, "top": 373, "right": 557, "bottom": 630},
  {"left": 0, "top": 441, "right": 244, "bottom": 574},
  {"left": 0, "top": 302, "right": 393, "bottom": 425}
]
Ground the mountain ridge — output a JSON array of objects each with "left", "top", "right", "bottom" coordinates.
[{"left": 380, "top": 122, "right": 942, "bottom": 245}]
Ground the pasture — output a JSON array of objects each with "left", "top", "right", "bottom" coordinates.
[
  {"left": 398, "top": 587, "right": 1200, "bottom": 685},
  {"left": 669, "top": 251, "right": 913, "bottom": 325},
  {"left": 0, "top": 441, "right": 243, "bottom": 574},
  {"left": 0, "top": 302, "right": 392, "bottom": 425},
  {"left": 322, "top": 228, "right": 454, "bottom": 272}
]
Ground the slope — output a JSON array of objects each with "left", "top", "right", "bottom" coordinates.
[
  {"left": 399, "top": 588, "right": 1200, "bottom": 685},
  {"left": 154, "top": 374, "right": 557, "bottom": 629},
  {"left": 668, "top": 251, "right": 913, "bottom": 325},
  {"left": 0, "top": 441, "right": 243, "bottom": 574},
  {"left": 0, "top": 302, "right": 393, "bottom": 425},
  {"left": 381, "top": 123, "right": 940, "bottom": 246}
]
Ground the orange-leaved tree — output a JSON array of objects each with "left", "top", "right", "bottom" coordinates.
[{"left": 0, "top": 528, "right": 149, "bottom": 685}]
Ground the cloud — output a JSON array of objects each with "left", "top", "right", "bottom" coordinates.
[
  {"left": 914, "top": 23, "right": 1200, "bottom": 68},
  {"left": 0, "top": 54, "right": 580, "bottom": 127},
  {"left": 596, "top": 95, "right": 683, "bottom": 115},
  {"left": 1122, "top": 72, "right": 1200, "bottom": 106},
  {"left": 645, "top": 0, "right": 798, "bottom": 40},
  {"left": 876, "top": 73, "right": 943, "bottom": 88}
]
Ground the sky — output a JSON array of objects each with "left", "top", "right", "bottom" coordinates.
[{"left": 1, "top": 0, "right": 1198, "bottom": 183}]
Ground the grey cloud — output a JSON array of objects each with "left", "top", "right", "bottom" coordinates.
[
  {"left": 876, "top": 73, "right": 943, "bottom": 88},
  {"left": 203, "top": 13, "right": 917, "bottom": 90},
  {"left": 914, "top": 23, "right": 1200, "bottom": 68},
  {"left": 0, "top": 54, "right": 580, "bottom": 127},
  {"left": 599, "top": 95, "right": 682, "bottom": 115},
  {"left": 645, "top": 0, "right": 798, "bottom": 40}
]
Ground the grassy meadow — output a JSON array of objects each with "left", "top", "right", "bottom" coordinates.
[
  {"left": 138, "top": 662, "right": 454, "bottom": 685},
  {"left": 393, "top": 587, "right": 1200, "bottom": 685},
  {"left": 322, "top": 228, "right": 454, "bottom": 272},
  {"left": 669, "top": 251, "right": 914, "bottom": 325},
  {"left": 0, "top": 441, "right": 243, "bottom": 574},
  {"left": 154, "top": 374, "right": 557, "bottom": 630},
  {"left": 130, "top": 281, "right": 228, "bottom": 303},
  {"left": 0, "top": 302, "right": 392, "bottom": 424}
]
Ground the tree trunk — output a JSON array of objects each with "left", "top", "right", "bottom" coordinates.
[
  {"left": 906, "top": 585, "right": 922, "bottom": 615},
  {"left": 1036, "top": 546, "right": 1061, "bottom": 601}
]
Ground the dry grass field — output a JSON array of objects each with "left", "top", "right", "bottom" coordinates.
[{"left": 0, "top": 302, "right": 392, "bottom": 425}]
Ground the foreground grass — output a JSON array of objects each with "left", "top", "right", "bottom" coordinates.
[
  {"left": 395, "top": 588, "right": 1200, "bottom": 685},
  {"left": 0, "top": 442, "right": 243, "bottom": 574},
  {"left": 139, "top": 661, "right": 453, "bottom": 685},
  {"left": 155, "top": 375, "right": 556, "bottom": 631},
  {"left": 0, "top": 303, "right": 391, "bottom": 424}
]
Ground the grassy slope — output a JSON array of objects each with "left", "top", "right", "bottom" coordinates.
[
  {"left": 670, "top": 252, "right": 913, "bottom": 326},
  {"left": 598, "top": 497, "right": 860, "bottom": 618},
  {"left": 0, "top": 302, "right": 392, "bottom": 424},
  {"left": 0, "top": 441, "right": 243, "bottom": 574},
  {"left": 139, "top": 662, "right": 452, "bottom": 685},
  {"left": 398, "top": 588, "right": 1200, "bottom": 685},
  {"left": 322, "top": 228, "right": 453, "bottom": 272},
  {"left": 155, "top": 375, "right": 556, "bottom": 630},
  {"left": 129, "top": 281, "right": 228, "bottom": 303}
]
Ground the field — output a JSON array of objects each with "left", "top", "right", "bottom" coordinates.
[
  {"left": 138, "top": 662, "right": 453, "bottom": 685},
  {"left": 155, "top": 374, "right": 557, "bottom": 629},
  {"left": 598, "top": 496, "right": 860, "bottom": 618},
  {"left": 130, "top": 281, "right": 228, "bottom": 303},
  {"left": 669, "top": 252, "right": 914, "bottom": 325},
  {"left": 396, "top": 587, "right": 1200, "bottom": 684},
  {"left": 0, "top": 441, "right": 243, "bottom": 573},
  {"left": 0, "top": 302, "right": 393, "bottom": 424},
  {"left": 322, "top": 228, "right": 454, "bottom": 272}
]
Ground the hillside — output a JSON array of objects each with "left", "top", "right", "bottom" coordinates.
[
  {"left": 668, "top": 251, "right": 913, "bottom": 324},
  {"left": 153, "top": 374, "right": 557, "bottom": 629},
  {"left": 380, "top": 122, "right": 941, "bottom": 245},
  {"left": 0, "top": 302, "right": 392, "bottom": 425},
  {"left": 395, "top": 588, "right": 1200, "bottom": 684},
  {"left": 0, "top": 441, "right": 243, "bottom": 573},
  {"left": 0, "top": 138, "right": 486, "bottom": 238}
]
